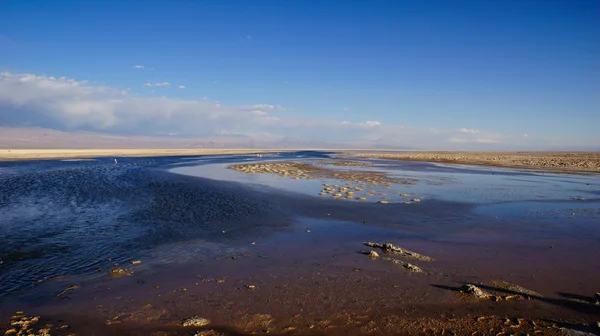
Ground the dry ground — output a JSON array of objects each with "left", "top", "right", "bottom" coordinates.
[{"left": 350, "top": 151, "right": 600, "bottom": 173}]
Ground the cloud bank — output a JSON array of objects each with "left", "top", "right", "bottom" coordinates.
[{"left": 0, "top": 72, "right": 551, "bottom": 149}]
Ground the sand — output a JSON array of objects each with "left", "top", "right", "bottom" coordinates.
[
  {"left": 351, "top": 151, "right": 600, "bottom": 173},
  {"left": 0, "top": 148, "right": 286, "bottom": 161}
]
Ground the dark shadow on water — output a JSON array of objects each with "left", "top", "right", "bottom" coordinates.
[{"left": 557, "top": 292, "right": 600, "bottom": 305}]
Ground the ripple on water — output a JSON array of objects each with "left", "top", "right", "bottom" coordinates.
[{"left": 0, "top": 156, "right": 289, "bottom": 297}]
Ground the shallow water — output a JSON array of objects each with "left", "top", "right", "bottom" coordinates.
[
  {"left": 1, "top": 151, "right": 600, "bottom": 334},
  {"left": 173, "top": 156, "right": 600, "bottom": 205}
]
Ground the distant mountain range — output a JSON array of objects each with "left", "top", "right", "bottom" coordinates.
[
  {"left": 2, "top": 127, "right": 597, "bottom": 151},
  {"left": 0, "top": 127, "right": 418, "bottom": 150}
]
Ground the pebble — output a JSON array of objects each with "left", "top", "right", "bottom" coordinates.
[
  {"left": 181, "top": 316, "right": 210, "bottom": 327},
  {"left": 378, "top": 200, "right": 389, "bottom": 204},
  {"left": 368, "top": 251, "right": 380, "bottom": 259},
  {"left": 109, "top": 267, "right": 132, "bottom": 279}
]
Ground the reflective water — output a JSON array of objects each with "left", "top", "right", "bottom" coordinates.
[
  {"left": 173, "top": 157, "right": 600, "bottom": 205},
  {"left": 1, "top": 151, "right": 599, "bottom": 301}
]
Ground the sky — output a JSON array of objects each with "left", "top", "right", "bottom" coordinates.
[{"left": 0, "top": 0, "right": 599, "bottom": 149}]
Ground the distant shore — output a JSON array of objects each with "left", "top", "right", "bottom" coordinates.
[
  {"left": 0, "top": 149, "right": 287, "bottom": 161},
  {"left": 350, "top": 151, "right": 600, "bottom": 173},
  {"left": 2, "top": 149, "right": 600, "bottom": 174}
]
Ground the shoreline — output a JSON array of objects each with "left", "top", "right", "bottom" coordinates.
[
  {"left": 348, "top": 151, "right": 600, "bottom": 173},
  {"left": 2, "top": 148, "right": 600, "bottom": 174},
  {"left": 0, "top": 148, "right": 289, "bottom": 161},
  {"left": 1, "top": 152, "right": 600, "bottom": 335}
]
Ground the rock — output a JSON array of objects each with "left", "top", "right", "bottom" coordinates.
[
  {"left": 367, "top": 251, "right": 379, "bottom": 259},
  {"left": 131, "top": 260, "right": 142, "bottom": 264},
  {"left": 365, "top": 242, "right": 434, "bottom": 261},
  {"left": 378, "top": 200, "right": 389, "bottom": 204},
  {"left": 109, "top": 267, "right": 132, "bottom": 278},
  {"left": 181, "top": 316, "right": 210, "bottom": 327},
  {"left": 381, "top": 257, "right": 423, "bottom": 273},
  {"left": 596, "top": 321, "right": 600, "bottom": 329},
  {"left": 4, "top": 329, "right": 17, "bottom": 335},
  {"left": 412, "top": 198, "right": 421, "bottom": 202},
  {"left": 246, "top": 285, "right": 257, "bottom": 290},
  {"left": 460, "top": 284, "right": 490, "bottom": 299},
  {"left": 491, "top": 281, "right": 541, "bottom": 298}
]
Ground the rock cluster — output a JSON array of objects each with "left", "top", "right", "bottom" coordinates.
[
  {"left": 364, "top": 241, "right": 433, "bottom": 273},
  {"left": 181, "top": 316, "right": 211, "bottom": 327},
  {"left": 4, "top": 312, "right": 52, "bottom": 336},
  {"left": 229, "top": 162, "right": 312, "bottom": 179},
  {"left": 381, "top": 257, "right": 423, "bottom": 273},
  {"left": 365, "top": 242, "right": 435, "bottom": 262},
  {"left": 230, "top": 161, "right": 422, "bottom": 204},
  {"left": 460, "top": 284, "right": 490, "bottom": 299}
]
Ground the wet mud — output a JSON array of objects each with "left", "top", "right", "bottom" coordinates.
[{"left": 1, "top": 152, "right": 600, "bottom": 335}]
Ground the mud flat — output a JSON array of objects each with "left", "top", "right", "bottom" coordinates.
[
  {"left": 350, "top": 151, "right": 600, "bottom": 173},
  {"left": 228, "top": 161, "right": 421, "bottom": 202},
  {"left": 1, "top": 152, "right": 600, "bottom": 335},
  {"left": 0, "top": 148, "right": 287, "bottom": 161}
]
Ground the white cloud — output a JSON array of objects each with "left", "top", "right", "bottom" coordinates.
[
  {"left": 251, "top": 104, "right": 274, "bottom": 110},
  {"left": 133, "top": 65, "right": 144, "bottom": 69},
  {"left": 178, "top": 85, "right": 185, "bottom": 89},
  {"left": 459, "top": 128, "right": 480, "bottom": 133},
  {"left": 523, "top": 133, "right": 528, "bottom": 137},
  {"left": 360, "top": 121, "right": 381, "bottom": 126},
  {"left": 144, "top": 82, "right": 170, "bottom": 87},
  {"left": 0, "top": 72, "right": 548, "bottom": 149}
]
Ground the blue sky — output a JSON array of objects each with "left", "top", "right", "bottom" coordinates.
[{"left": 0, "top": 0, "right": 598, "bottom": 148}]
